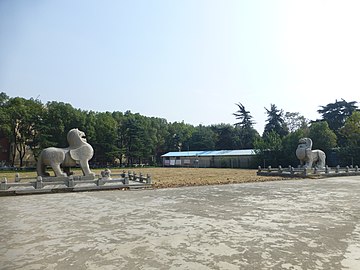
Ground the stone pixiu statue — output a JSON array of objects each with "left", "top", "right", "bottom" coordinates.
[
  {"left": 295, "top": 137, "right": 326, "bottom": 169},
  {"left": 37, "top": 128, "right": 95, "bottom": 177}
]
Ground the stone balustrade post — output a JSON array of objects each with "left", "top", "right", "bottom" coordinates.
[
  {"left": 1, "top": 178, "right": 7, "bottom": 190},
  {"left": 67, "top": 176, "right": 74, "bottom": 188},
  {"left": 124, "top": 174, "right": 129, "bottom": 185},
  {"left": 35, "top": 176, "right": 43, "bottom": 189},
  {"left": 97, "top": 178, "right": 105, "bottom": 186},
  {"left": 146, "top": 174, "right": 152, "bottom": 184}
]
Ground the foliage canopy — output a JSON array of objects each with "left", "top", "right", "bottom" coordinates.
[{"left": 0, "top": 92, "right": 359, "bottom": 167}]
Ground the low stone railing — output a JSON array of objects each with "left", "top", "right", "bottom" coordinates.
[
  {"left": 0, "top": 170, "right": 152, "bottom": 195},
  {"left": 257, "top": 165, "right": 360, "bottom": 178}
]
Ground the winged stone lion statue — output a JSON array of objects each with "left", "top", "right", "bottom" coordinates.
[
  {"left": 295, "top": 137, "right": 326, "bottom": 169},
  {"left": 37, "top": 128, "right": 95, "bottom": 177}
]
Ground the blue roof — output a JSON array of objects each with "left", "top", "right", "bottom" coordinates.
[{"left": 161, "top": 149, "right": 256, "bottom": 157}]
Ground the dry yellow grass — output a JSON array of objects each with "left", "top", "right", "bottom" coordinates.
[
  {"left": 144, "top": 168, "right": 287, "bottom": 188},
  {"left": 0, "top": 167, "right": 286, "bottom": 188}
]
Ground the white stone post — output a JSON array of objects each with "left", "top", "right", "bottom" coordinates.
[
  {"left": 146, "top": 174, "right": 152, "bottom": 184},
  {"left": 1, "top": 178, "right": 7, "bottom": 190},
  {"left": 35, "top": 176, "right": 43, "bottom": 189},
  {"left": 67, "top": 176, "right": 74, "bottom": 188}
]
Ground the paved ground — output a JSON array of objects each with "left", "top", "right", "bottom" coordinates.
[{"left": 1, "top": 176, "right": 360, "bottom": 270}]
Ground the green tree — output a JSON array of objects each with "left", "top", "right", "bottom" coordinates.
[
  {"left": 281, "top": 128, "right": 309, "bottom": 166},
  {"left": 25, "top": 99, "right": 46, "bottom": 162},
  {"left": 317, "top": 99, "right": 358, "bottom": 144},
  {"left": 0, "top": 92, "right": 9, "bottom": 104},
  {"left": 188, "top": 125, "right": 216, "bottom": 151},
  {"left": 263, "top": 104, "right": 288, "bottom": 138},
  {"left": 5, "top": 97, "right": 45, "bottom": 166},
  {"left": 112, "top": 111, "right": 126, "bottom": 166},
  {"left": 233, "top": 103, "right": 255, "bottom": 129},
  {"left": 254, "top": 130, "right": 283, "bottom": 167},
  {"left": 92, "top": 112, "right": 119, "bottom": 164},
  {"left": 139, "top": 116, "right": 158, "bottom": 165},
  {"left": 166, "top": 121, "right": 194, "bottom": 151},
  {"left": 83, "top": 111, "right": 97, "bottom": 143},
  {"left": 284, "top": 112, "right": 308, "bottom": 133},
  {"left": 149, "top": 117, "right": 169, "bottom": 164},
  {"left": 235, "top": 126, "right": 260, "bottom": 149},
  {"left": 122, "top": 112, "right": 144, "bottom": 166},
  {"left": 308, "top": 121, "right": 337, "bottom": 152},
  {"left": 335, "top": 147, "right": 360, "bottom": 167},
  {"left": 121, "top": 111, "right": 158, "bottom": 166},
  {"left": 40, "top": 102, "right": 86, "bottom": 148},
  {"left": 338, "top": 111, "right": 360, "bottom": 166},
  {"left": 211, "top": 124, "right": 237, "bottom": 150},
  {"left": 340, "top": 111, "right": 360, "bottom": 147},
  {"left": 0, "top": 92, "right": 10, "bottom": 136},
  {"left": 233, "top": 103, "right": 259, "bottom": 148}
]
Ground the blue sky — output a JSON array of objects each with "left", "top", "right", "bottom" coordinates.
[{"left": 1, "top": 0, "right": 359, "bottom": 133}]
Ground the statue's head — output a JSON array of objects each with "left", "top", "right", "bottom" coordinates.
[
  {"left": 67, "top": 128, "right": 87, "bottom": 147},
  {"left": 297, "top": 137, "right": 312, "bottom": 150}
]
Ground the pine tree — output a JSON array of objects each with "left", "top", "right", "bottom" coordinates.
[
  {"left": 263, "top": 104, "right": 288, "bottom": 138},
  {"left": 233, "top": 103, "right": 255, "bottom": 129},
  {"left": 317, "top": 99, "right": 358, "bottom": 133}
]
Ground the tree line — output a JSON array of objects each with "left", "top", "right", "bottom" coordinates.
[
  {"left": 253, "top": 100, "right": 360, "bottom": 167},
  {"left": 0, "top": 92, "right": 359, "bottom": 167}
]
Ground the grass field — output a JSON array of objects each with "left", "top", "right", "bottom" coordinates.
[{"left": 0, "top": 167, "right": 286, "bottom": 188}]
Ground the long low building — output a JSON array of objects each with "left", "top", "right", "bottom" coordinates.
[{"left": 161, "top": 149, "right": 257, "bottom": 168}]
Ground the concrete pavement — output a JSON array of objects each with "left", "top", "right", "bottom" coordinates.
[{"left": 1, "top": 176, "right": 360, "bottom": 269}]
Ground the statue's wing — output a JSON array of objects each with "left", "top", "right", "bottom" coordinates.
[
  {"left": 306, "top": 138, "right": 313, "bottom": 149},
  {"left": 70, "top": 144, "right": 94, "bottom": 161}
]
